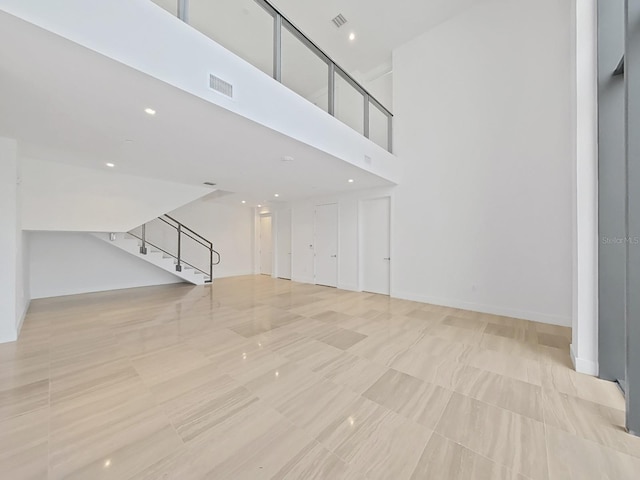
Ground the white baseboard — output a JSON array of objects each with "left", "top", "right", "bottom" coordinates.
[
  {"left": 338, "top": 283, "right": 359, "bottom": 292},
  {"left": 0, "top": 332, "right": 18, "bottom": 344},
  {"left": 214, "top": 270, "right": 254, "bottom": 279},
  {"left": 1, "top": 300, "right": 32, "bottom": 344},
  {"left": 392, "top": 290, "right": 572, "bottom": 327},
  {"left": 16, "top": 299, "right": 31, "bottom": 336},
  {"left": 570, "top": 344, "right": 599, "bottom": 376},
  {"left": 291, "top": 276, "right": 315, "bottom": 285}
]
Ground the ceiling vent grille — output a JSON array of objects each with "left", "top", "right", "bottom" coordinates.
[
  {"left": 209, "top": 74, "right": 233, "bottom": 98},
  {"left": 331, "top": 14, "right": 347, "bottom": 28}
]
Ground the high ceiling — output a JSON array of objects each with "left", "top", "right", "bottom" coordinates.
[
  {"left": 262, "top": 0, "right": 483, "bottom": 78},
  {"left": 152, "top": 0, "right": 484, "bottom": 81}
]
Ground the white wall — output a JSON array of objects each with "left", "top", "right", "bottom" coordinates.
[
  {"left": 392, "top": 0, "right": 574, "bottom": 326},
  {"left": 21, "top": 158, "right": 211, "bottom": 232},
  {"left": 29, "top": 232, "right": 181, "bottom": 299},
  {"left": 16, "top": 230, "right": 30, "bottom": 333},
  {"left": 0, "top": 137, "right": 30, "bottom": 342},
  {"left": 168, "top": 198, "right": 255, "bottom": 279},
  {"left": 363, "top": 70, "right": 393, "bottom": 112}
]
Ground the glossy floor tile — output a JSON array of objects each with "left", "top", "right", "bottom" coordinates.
[{"left": 0, "top": 275, "right": 637, "bottom": 479}]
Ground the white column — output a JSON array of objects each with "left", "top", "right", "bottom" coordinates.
[
  {"left": 0, "top": 137, "right": 19, "bottom": 343},
  {"left": 571, "top": 0, "right": 599, "bottom": 375}
]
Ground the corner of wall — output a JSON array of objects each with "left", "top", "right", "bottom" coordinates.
[
  {"left": 571, "top": 343, "right": 599, "bottom": 376},
  {"left": 15, "top": 298, "right": 30, "bottom": 337}
]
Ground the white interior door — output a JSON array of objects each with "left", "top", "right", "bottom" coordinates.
[
  {"left": 361, "top": 197, "right": 390, "bottom": 295},
  {"left": 314, "top": 203, "right": 338, "bottom": 287},
  {"left": 260, "top": 215, "right": 272, "bottom": 275},
  {"left": 277, "top": 209, "right": 292, "bottom": 279}
]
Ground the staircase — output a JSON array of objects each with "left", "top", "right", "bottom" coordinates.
[{"left": 92, "top": 214, "right": 220, "bottom": 286}]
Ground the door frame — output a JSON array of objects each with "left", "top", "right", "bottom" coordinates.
[
  {"left": 313, "top": 202, "right": 339, "bottom": 287},
  {"left": 358, "top": 195, "right": 393, "bottom": 295},
  {"left": 257, "top": 212, "right": 273, "bottom": 277},
  {"left": 275, "top": 208, "right": 292, "bottom": 280}
]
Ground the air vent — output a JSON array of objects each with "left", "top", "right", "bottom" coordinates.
[
  {"left": 331, "top": 13, "right": 347, "bottom": 28},
  {"left": 203, "top": 181, "right": 217, "bottom": 186},
  {"left": 209, "top": 74, "right": 233, "bottom": 98}
]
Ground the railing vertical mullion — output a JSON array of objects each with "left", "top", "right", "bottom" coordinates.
[
  {"left": 177, "top": 0, "right": 189, "bottom": 23},
  {"left": 176, "top": 224, "right": 182, "bottom": 272},
  {"left": 388, "top": 114, "right": 393, "bottom": 153},
  {"left": 140, "top": 224, "right": 147, "bottom": 254},
  {"left": 274, "top": 14, "right": 282, "bottom": 82},
  {"left": 328, "top": 63, "right": 335, "bottom": 116},
  {"left": 363, "top": 94, "right": 370, "bottom": 139},
  {"left": 209, "top": 247, "right": 213, "bottom": 282}
]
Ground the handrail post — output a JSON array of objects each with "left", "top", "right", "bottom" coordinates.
[
  {"left": 274, "top": 13, "right": 282, "bottom": 81},
  {"left": 209, "top": 247, "right": 213, "bottom": 283},
  {"left": 388, "top": 114, "right": 393, "bottom": 153},
  {"left": 364, "top": 94, "right": 370, "bottom": 139},
  {"left": 176, "top": 224, "right": 182, "bottom": 272},
  {"left": 177, "top": 0, "right": 189, "bottom": 23},
  {"left": 140, "top": 224, "right": 147, "bottom": 254},
  {"left": 328, "top": 63, "right": 335, "bottom": 116}
]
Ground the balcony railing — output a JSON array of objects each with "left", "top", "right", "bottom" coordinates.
[{"left": 152, "top": 0, "right": 393, "bottom": 152}]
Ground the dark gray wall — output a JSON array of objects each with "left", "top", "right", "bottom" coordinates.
[
  {"left": 626, "top": 0, "right": 640, "bottom": 436},
  {"left": 598, "top": 0, "right": 626, "bottom": 384}
]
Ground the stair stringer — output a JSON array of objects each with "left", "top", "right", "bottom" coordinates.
[{"left": 91, "top": 232, "right": 209, "bottom": 286}]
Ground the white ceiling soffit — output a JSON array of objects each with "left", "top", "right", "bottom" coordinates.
[{"left": 0, "top": 10, "right": 394, "bottom": 203}]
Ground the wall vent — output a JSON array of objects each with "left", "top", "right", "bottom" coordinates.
[
  {"left": 331, "top": 14, "right": 347, "bottom": 28},
  {"left": 209, "top": 74, "right": 233, "bottom": 98},
  {"left": 203, "top": 181, "right": 217, "bottom": 186}
]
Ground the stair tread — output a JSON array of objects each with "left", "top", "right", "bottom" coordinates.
[{"left": 97, "top": 232, "right": 214, "bottom": 286}]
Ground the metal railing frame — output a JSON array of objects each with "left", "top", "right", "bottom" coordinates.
[
  {"left": 172, "top": 0, "right": 393, "bottom": 152},
  {"left": 136, "top": 214, "right": 220, "bottom": 283}
]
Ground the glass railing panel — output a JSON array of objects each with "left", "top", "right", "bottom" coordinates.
[
  {"left": 281, "top": 22, "right": 329, "bottom": 113},
  {"left": 151, "top": 0, "right": 178, "bottom": 16},
  {"left": 369, "top": 100, "right": 390, "bottom": 151},
  {"left": 151, "top": 0, "right": 394, "bottom": 151},
  {"left": 145, "top": 219, "right": 179, "bottom": 259},
  {"left": 180, "top": 234, "right": 211, "bottom": 275},
  {"left": 189, "top": 0, "right": 275, "bottom": 77},
  {"left": 335, "top": 70, "right": 365, "bottom": 135}
]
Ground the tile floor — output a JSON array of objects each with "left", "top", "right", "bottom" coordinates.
[{"left": 1, "top": 275, "right": 639, "bottom": 479}]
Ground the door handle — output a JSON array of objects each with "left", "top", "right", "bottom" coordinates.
[
  {"left": 331, "top": 254, "right": 337, "bottom": 258},
  {"left": 384, "top": 257, "right": 390, "bottom": 260}
]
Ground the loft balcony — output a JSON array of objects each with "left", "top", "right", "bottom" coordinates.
[{"left": 0, "top": 0, "right": 402, "bottom": 205}]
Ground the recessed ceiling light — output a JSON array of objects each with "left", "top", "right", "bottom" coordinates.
[
  {"left": 349, "top": 32, "right": 356, "bottom": 41},
  {"left": 348, "top": 178, "right": 354, "bottom": 183},
  {"left": 106, "top": 163, "right": 115, "bottom": 168},
  {"left": 241, "top": 200, "right": 246, "bottom": 204},
  {"left": 274, "top": 193, "right": 280, "bottom": 197},
  {"left": 257, "top": 204, "right": 262, "bottom": 208},
  {"left": 144, "top": 107, "right": 156, "bottom": 115}
]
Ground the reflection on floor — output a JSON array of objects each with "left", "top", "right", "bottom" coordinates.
[{"left": 1, "top": 275, "right": 639, "bottom": 479}]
